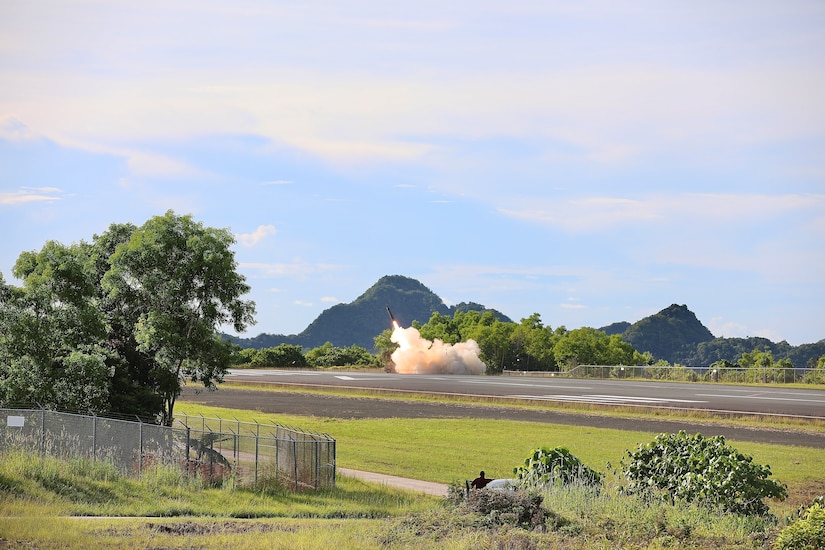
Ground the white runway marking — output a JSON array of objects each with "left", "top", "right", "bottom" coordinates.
[
  {"left": 508, "top": 394, "right": 707, "bottom": 405},
  {"left": 227, "top": 370, "right": 321, "bottom": 376},
  {"left": 696, "top": 393, "right": 825, "bottom": 404}
]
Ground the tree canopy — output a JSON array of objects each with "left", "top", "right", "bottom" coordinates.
[
  {"left": 374, "top": 310, "right": 643, "bottom": 374},
  {"left": 0, "top": 211, "right": 255, "bottom": 424}
]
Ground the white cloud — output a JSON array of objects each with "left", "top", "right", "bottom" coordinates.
[
  {"left": 0, "top": 187, "right": 63, "bottom": 205},
  {"left": 499, "top": 193, "right": 824, "bottom": 233},
  {"left": 0, "top": 116, "right": 38, "bottom": 141},
  {"left": 321, "top": 296, "right": 340, "bottom": 303},
  {"left": 236, "top": 224, "right": 276, "bottom": 247}
]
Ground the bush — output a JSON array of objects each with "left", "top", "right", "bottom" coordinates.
[
  {"left": 463, "top": 487, "right": 549, "bottom": 531},
  {"left": 620, "top": 431, "right": 787, "bottom": 516},
  {"left": 775, "top": 503, "right": 825, "bottom": 550},
  {"left": 513, "top": 446, "right": 602, "bottom": 489}
]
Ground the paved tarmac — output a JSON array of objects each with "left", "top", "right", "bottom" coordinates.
[{"left": 180, "top": 386, "right": 825, "bottom": 449}]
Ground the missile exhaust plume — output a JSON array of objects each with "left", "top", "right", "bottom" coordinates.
[{"left": 386, "top": 307, "right": 486, "bottom": 375}]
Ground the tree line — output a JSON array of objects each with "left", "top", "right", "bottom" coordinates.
[{"left": 233, "top": 310, "right": 825, "bottom": 383}]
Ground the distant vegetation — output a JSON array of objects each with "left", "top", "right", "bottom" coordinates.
[
  {"left": 227, "top": 276, "right": 824, "bottom": 370},
  {"left": 224, "top": 275, "right": 511, "bottom": 350},
  {"left": 234, "top": 307, "right": 825, "bottom": 380}
]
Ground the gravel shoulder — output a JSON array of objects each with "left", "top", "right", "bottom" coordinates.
[{"left": 180, "top": 386, "right": 825, "bottom": 449}]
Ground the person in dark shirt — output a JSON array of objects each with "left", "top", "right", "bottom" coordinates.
[{"left": 471, "top": 470, "right": 493, "bottom": 489}]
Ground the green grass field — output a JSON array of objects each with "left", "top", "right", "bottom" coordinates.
[{"left": 1, "top": 391, "right": 823, "bottom": 549}]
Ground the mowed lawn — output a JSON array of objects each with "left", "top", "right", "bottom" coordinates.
[{"left": 176, "top": 401, "right": 825, "bottom": 510}]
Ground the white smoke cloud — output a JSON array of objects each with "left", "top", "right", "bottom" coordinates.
[{"left": 390, "top": 325, "right": 486, "bottom": 375}]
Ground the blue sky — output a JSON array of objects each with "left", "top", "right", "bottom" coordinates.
[{"left": 1, "top": 1, "right": 823, "bottom": 345}]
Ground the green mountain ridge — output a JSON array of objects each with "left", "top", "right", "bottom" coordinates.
[
  {"left": 604, "top": 303, "right": 824, "bottom": 367},
  {"left": 225, "top": 275, "right": 512, "bottom": 351},
  {"left": 225, "top": 276, "right": 824, "bottom": 368}
]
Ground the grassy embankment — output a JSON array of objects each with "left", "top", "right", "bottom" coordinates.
[{"left": 1, "top": 384, "right": 823, "bottom": 548}]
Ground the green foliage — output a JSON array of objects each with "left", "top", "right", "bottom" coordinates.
[
  {"left": 620, "top": 304, "right": 715, "bottom": 364},
  {"left": 513, "top": 446, "right": 602, "bottom": 489},
  {"left": 775, "top": 503, "right": 825, "bottom": 550},
  {"left": 738, "top": 349, "right": 795, "bottom": 383},
  {"left": 462, "top": 487, "right": 549, "bottom": 530},
  {"left": 620, "top": 431, "right": 788, "bottom": 516},
  {"left": 0, "top": 212, "right": 255, "bottom": 424},
  {"left": 554, "top": 327, "right": 639, "bottom": 369},
  {"left": 249, "top": 345, "right": 307, "bottom": 368},
  {"left": 805, "top": 355, "right": 825, "bottom": 384},
  {"left": 379, "top": 309, "right": 642, "bottom": 374},
  {"left": 305, "top": 342, "right": 378, "bottom": 368}
]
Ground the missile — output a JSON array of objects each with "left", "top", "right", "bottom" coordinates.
[{"left": 386, "top": 306, "right": 397, "bottom": 324}]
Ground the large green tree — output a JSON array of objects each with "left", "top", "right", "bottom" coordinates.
[
  {"left": 0, "top": 211, "right": 255, "bottom": 424},
  {"left": 553, "top": 327, "right": 639, "bottom": 369},
  {"left": 0, "top": 241, "right": 115, "bottom": 413},
  {"left": 102, "top": 211, "right": 256, "bottom": 424}
]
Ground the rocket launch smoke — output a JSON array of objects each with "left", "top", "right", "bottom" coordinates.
[{"left": 390, "top": 325, "right": 486, "bottom": 375}]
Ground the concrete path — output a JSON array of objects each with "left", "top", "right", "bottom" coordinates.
[{"left": 338, "top": 468, "right": 449, "bottom": 497}]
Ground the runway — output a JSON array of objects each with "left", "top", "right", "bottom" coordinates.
[
  {"left": 223, "top": 368, "right": 825, "bottom": 419},
  {"left": 180, "top": 381, "right": 825, "bottom": 449}
]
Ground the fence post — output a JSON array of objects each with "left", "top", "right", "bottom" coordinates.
[
  {"left": 92, "top": 414, "right": 97, "bottom": 462},
  {"left": 40, "top": 407, "right": 46, "bottom": 457},
  {"left": 315, "top": 437, "right": 320, "bottom": 489},
  {"left": 138, "top": 417, "right": 143, "bottom": 479},
  {"left": 293, "top": 438, "right": 298, "bottom": 491},
  {"left": 254, "top": 420, "right": 260, "bottom": 487},
  {"left": 186, "top": 427, "right": 191, "bottom": 478}
]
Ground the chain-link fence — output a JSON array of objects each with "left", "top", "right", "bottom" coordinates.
[
  {"left": 0, "top": 408, "right": 335, "bottom": 490},
  {"left": 506, "top": 365, "right": 822, "bottom": 384},
  {"left": 173, "top": 413, "right": 336, "bottom": 490}
]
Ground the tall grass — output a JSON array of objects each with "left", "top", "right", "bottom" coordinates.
[
  {"left": 2, "top": 402, "right": 824, "bottom": 548},
  {"left": 0, "top": 450, "right": 434, "bottom": 520}
]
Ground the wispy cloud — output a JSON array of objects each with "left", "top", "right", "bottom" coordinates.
[
  {"left": 0, "top": 187, "right": 63, "bottom": 206},
  {"left": 0, "top": 117, "right": 38, "bottom": 141},
  {"left": 499, "top": 193, "right": 824, "bottom": 232},
  {"left": 236, "top": 224, "right": 276, "bottom": 247}
]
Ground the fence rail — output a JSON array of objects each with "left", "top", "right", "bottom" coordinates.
[
  {"left": 506, "top": 365, "right": 824, "bottom": 384},
  {"left": 0, "top": 408, "right": 335, "bottom": 490}
]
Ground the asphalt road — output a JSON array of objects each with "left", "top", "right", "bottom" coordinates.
[
  {"left": 179, "top": 372, "right": 825, "bottom": 449},
  {"left": 223, "top": 369, "right": 825, "bottom": 419}
]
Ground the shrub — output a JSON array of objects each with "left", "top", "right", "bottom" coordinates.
[
  {"left": 513, "top": 446, "right": 602, "bottom": 489},
  {"left": 620, "top": 431, "right": 787, "bottom": 516},
  {"left": 463, "top": 487, "right": 549, "bottom": 531},
  {"left": 775, "top": 503, "right": 825, "bottom": 550}
]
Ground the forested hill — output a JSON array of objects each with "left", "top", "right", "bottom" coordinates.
[
  {"left": 601, "top": 303, "right": 825, "bottom": 367},
  {"left": 224, "top": 275, "right": 512, "bottom": 350},
  {"left": 225, "top": 279, "right": 823, "bottom": 367}
]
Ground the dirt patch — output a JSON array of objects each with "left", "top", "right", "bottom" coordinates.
[{"left": 146, "top": 520, "right": 294, "bottom": 535}]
